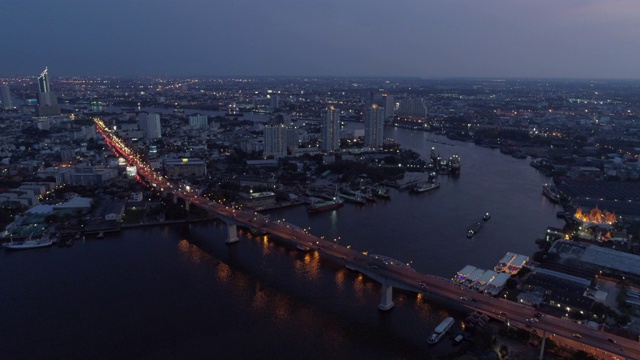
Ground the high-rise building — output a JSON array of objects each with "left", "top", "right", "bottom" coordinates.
[
  {"left": 321, "top": 107, "right": 340, "bottom": 152},
  {"left": 1, "top": 85, "right": 12, "bottom": 110},
  {"left": 364, "top": 105, "right": 385, "bottom": 148},
  {"left": 366, "top": 90, "right": 383, "bottom": 107},
  {"left": 382, "top": 93, "right": 395, "bottom": 120},
  {"left": 264, "top": 125, "right": 298, "bottom": 157},
  {"left": 188, "top": 114, "right": 208, "bottom": 129},
  {"left": 398, "top": 98, "right": 427, "bottom": 119},
  {"left": 38, "top": 68, "right": 50, "bottom": 93},
  {"left": 137, "top": 112, "right": 148, "bottom": 133},
  {"left": 36, "top": 67, "right": 60, "bottom": 116},
  {"left": 146, "top": 113, "right": 162, "bottom": 139},
  {"left": 270, "top": 94, "right": 279, "bottom": 110}
]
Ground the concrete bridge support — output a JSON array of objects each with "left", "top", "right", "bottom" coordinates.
[
  {"left": 173, "top": 194, "right": 178, "bottom": 204},
  {"left": 539, "top": 331, "right": 546, "bottom": 360},
  {"left": 184, "top": 201, "right": 190, "bottom": 212},
  {"left": 225, "top": 223, "right": 239, "bottom": 244},
  {"left": 378, "top": 279, "right": 394, "bottom": 311}
]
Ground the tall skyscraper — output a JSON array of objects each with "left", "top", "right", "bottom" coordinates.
[
  {"left": 38, "top": 68, "right": 51, "bottom": 93},
  {"left": 36, "top": 67, "right": 60, "bottom": 116},
  {"left": 188, "top": 114, "right": 208, "bottom": 129},
  {"left": 321, "top": 107, "right": 340, "bottom": 152},
  {"left": 146, "top": 113, "right": 162, "bottom": 139},
  {"left": 270, "top": 94, "right": 280, "bottom": 110},
  {"left": 364, "top": 105, "right": 385, "bottom": 148},
  {"left": 1, "top": 85, "right": 12, "bottom": 110},
  {"left": 382, "top": 93, "right": 395, "bottom": 120},
  {"left": 264, "top": 125, "right": 298, "bottom": 157}
]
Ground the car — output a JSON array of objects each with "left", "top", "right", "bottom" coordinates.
[
  {"left": 498, "top": 312, "right": 508, "bottom": 317},
  {"left": 529, "top": 318, "right": 539, "bottom": 322},
  {"left": 460, "top": 296, "right": 470, "bottom": 301},
  {"left": 534, "top": 312, "right": 544, "bottom": 318},
  {"left": 607, "top": 338, "right": 616, "bottom": 344},
  {"left": 572, "top": 333, "right": 582, "bottom": 339}
]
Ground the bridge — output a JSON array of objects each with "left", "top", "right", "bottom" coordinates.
[{"left": 95, "top": 118, "right": 638, "bottom": 360}]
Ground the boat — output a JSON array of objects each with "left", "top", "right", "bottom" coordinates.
[
  {"left": 3, "top": 236, "right": 53, "bottom": 250},
  {"left": 542, "top": 184, "right": 561, "bottom": 203},
  {"left": 483, "top": 212, "right": 491, "bottom": 221},
  {"left": 307, "top": 198, "right": 344, "bottom": 213},
  {"left": 249, "top": 227, "right": 268, "bottom": 236},
  {"left": 373, "top": 186, "right": 391, "bottom": 200},
  {"left": 427, "top": 317, "right": 455, "bottom": 344},
  {"left": 412, "top": 182, "right": 440, "bottom": 193},
  {"left": 466, "top": 221, "right": 483, "bottom": 238},
  {"left": 338, "top": 192, "right": 366, "bottom": 205},
  {"left": 296, "top": 244, "right": 311, "bottom": 251},
  {"left": 449, "top": 154, "right": 461, "bottom": 174}
]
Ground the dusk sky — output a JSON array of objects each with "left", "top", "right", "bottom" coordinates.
[{"left": 2, "top": 0, "right": 640, "bottom": 78}]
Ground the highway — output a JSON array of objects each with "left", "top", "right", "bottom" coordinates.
[{"left": 95, "top": 118, "right": 639, "bottom": 360}]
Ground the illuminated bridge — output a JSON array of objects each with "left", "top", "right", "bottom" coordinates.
[{"left": 94, "top": 118, "right": 637, "bottom": 360}]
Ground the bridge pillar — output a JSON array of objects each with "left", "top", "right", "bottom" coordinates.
[
  {"left": 225, "top": 223, "right": 239, "bottom": 244},
  {"left": 378, "top": 280, "right": 394, "bottom": 311},
  {"left": 538, "top": 331, "right": 546, "bottom": 360},
  {"left": 184, "top": 201, "right": 190, "bottom": 212},
  {"left": 172, "top": 194, "right": 178, "bottom": 204}
]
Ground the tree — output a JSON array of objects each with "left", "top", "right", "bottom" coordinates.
[{"left": 572, "top": 350, "right": 597, "bottom": 360}]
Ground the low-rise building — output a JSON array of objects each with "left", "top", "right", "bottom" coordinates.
[
  {"left": 237, "top": 191, "right": 276, "bottom": 209},
  {"left": 164, "top": 158, "right": 207, "bottom": 178}
]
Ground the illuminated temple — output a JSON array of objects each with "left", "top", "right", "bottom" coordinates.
[{"left": 573, "top": 206, "right": 617, "bottom": 226}]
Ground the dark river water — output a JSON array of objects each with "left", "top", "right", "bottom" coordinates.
[{"left": 0, "top": 128, "right": 564, "bottom": 359}]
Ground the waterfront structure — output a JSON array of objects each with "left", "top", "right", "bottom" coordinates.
[
  {"left": 364, "top": 104, "right": 385, "bottom": 148},
  {"left": 237, "top": 191, "right": 276, "bottom": 208},
  {"left": 494, "top": 252, "right": 517, "bottom": 272},
  {"left": 1, "top": 84, "right": 12, "bottom": 110},
  {"left": 455, "top": 265, "right": 477, "bottom": 283},
  {"left": 549, "top": 240, "right": 640, "bottom": 281},
  {"left": 397, "top": 98, "right": 427, "bottom": 119},
  {"left": 164, "top": 158, "right": 207, "bottom": 178},
  {"left": 188, "top": 114, "right": 208, "bottom": 129},
  {"left": 474, "top": 270, "right": 497, "bottom": 291},
  {"left": 320, "top": 107, "right": 340, "bottom": 152},
  {"left": 36, "top": 68, "right": 60, "bottom": 116},
  {"left": 484, "top": 273, "right": 511, "bottom": 296},
  {"left": 264, "top": 125, "right": 298, "bottom": 157},
  {"left": 505, "top": 254, "right": 529, "bottom": 275}
]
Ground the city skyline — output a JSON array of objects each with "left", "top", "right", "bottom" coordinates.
[{"left": 2, "top": 0, "right": 640, "bottom": 79}]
